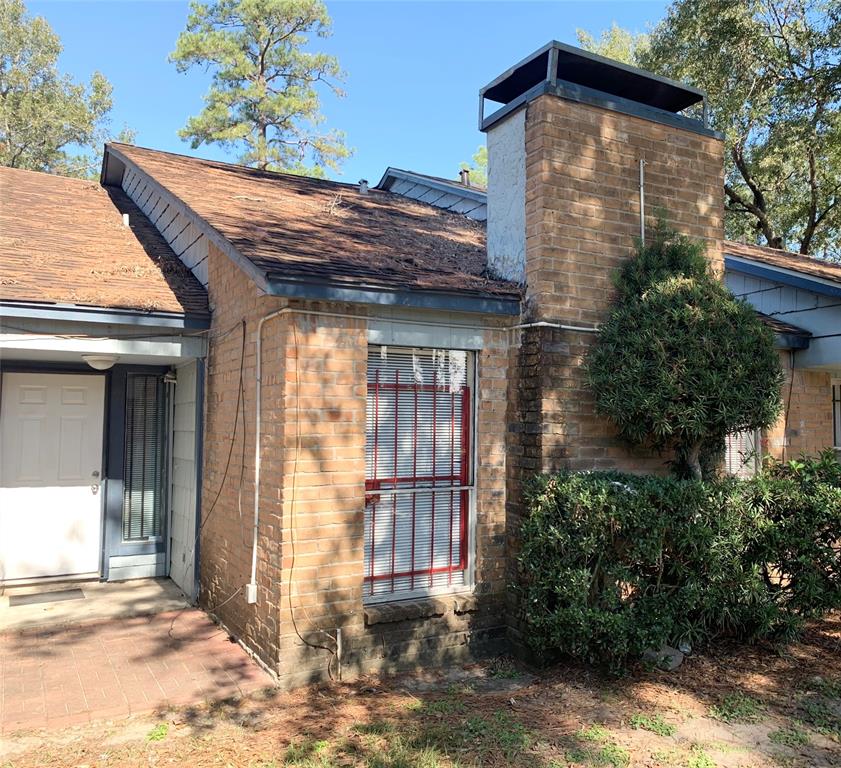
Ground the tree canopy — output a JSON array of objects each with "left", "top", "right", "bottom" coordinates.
[
  {"left": 578, "top": 0, "right": 841, "bottom": 260},
  {"left": 0, "top": 0, "right": 127, "bottom": 178},
  {"left": 586, "top": 225, "right": 783, "bottom": 479},
  {"left": 576, "top": 22, "right": 648, "bottom": 66},
  {"left": 170, "top": 0, "right": 349, "bottom": 175}
]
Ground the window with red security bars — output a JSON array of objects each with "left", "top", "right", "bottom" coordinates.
[{"left": 364, "top": 346, "right": 474, "bottom": 600}]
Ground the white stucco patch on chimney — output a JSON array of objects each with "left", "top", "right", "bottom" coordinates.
[{"left": 487, "top": 108, "right": 526, "bottom": 283}]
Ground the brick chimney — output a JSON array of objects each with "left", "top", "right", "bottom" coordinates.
[{"left": 482, "top": 42, "right": 725, "bottom": 476}]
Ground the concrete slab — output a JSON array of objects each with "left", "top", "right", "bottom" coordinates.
[{"left": 0, "top": 579, "right": 188, "bottom": 633}]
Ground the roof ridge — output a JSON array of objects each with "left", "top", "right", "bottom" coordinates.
[
  {"left": 0, "top": 165, "right": 102, "bottom": 186},
  {"left": 109, "top": 142, "right": 366, "bottom": 192}
]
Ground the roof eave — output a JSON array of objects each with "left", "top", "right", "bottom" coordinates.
[
  {"left": 263, "top": 274, "right": 521, "bottom": 316},
  {"left": 725, "top": 255, "right": 841, "bottom": 298},
  {"left": 0, "top": 300, "right": 210, "bottom": 330},
  {"left": 774, "top": 332, "right": 811, "bottom": 350}
]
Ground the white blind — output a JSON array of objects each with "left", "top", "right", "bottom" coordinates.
[
  {"left": 123, "top": 374, "right": 166, "bottom": 541},
  {"left": 365, "top": 347, "right": 472, "bottom": 598},
  {"left": 725, "top": 429, "right": 760, "bottom": 477}
]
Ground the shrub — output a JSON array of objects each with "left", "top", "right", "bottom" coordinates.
[
  {"left": 586, "top": 225, "right": 783, "bottom": 479},
  {"left": 517, "top": 454, "right": 841, "bottom": 669}
]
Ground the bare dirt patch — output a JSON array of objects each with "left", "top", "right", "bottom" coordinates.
[{"left": 3, "top": 614, "right": 840, "bottom": 767}]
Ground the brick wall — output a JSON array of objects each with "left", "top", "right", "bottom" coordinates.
[
  {"left": 199, "top": 242, "right": 287, "bottom": 668},
  {"left": 200, "top": 239, "right": 511, "bottom": 685},
  {"left": 764, "top": 351, "right": 835, "bottom": 459},
  {"left": 274, "top": 317, "right": 510, "bottom": 689},
  {"left": 518, "top": 94, "right": 725, "bottom": 475}
]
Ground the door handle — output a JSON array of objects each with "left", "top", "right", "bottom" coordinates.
[{"left": 91, "top": 470, "right": 100, "bottom": 495}]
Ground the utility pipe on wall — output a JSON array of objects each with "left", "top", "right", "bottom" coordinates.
[
  {"left": 247, "top": 307, "right": 288, "bottom": 604},
  {"left": 639, "top": 157, "right": 647, "bottom": 246}
]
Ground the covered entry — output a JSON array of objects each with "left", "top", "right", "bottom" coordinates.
[{"left": 0, "top": 358, "right": 203, "bottom": 594}]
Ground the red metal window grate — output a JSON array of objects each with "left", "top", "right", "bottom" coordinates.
[{"left": 364, "top": 347, "right": 472, "bottom": 598}]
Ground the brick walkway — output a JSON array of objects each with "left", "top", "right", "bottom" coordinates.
[{"left": 0, "top": 609, "right": 274, "bottom": 733}]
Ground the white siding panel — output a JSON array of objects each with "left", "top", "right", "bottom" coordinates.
[
  {"left": 391, "top": 179, "right": 418, "bottom": 195},
  {"left": 417, "top": 187, "right": 447, "bottom": 205},
  {"left": 465, "top": 204, "right": 488, "bottom": 221},
  {"left": 119, "top": 168, "right": 209, "bottom": 289},
  {"left": 448, "top": 199, "right": 483, "bottom": 215},
  {"left": 168, "top": 361, "right": 198, "bottom": 599}
]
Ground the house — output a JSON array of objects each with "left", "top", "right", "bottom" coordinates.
[{"left": 1, "top": 41, "right": 838, "bottom": 687}]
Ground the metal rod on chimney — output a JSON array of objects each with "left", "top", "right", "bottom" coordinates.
[{"left": 639, "top": 157, "right": 646, "bottom": 246}]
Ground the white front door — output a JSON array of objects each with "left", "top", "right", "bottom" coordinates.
[{"left": 0, "top": 373, "right": 106, "bottom": 581}]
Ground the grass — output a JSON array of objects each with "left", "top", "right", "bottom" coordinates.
[
  {"left": 563, "top": 724, "right": 630, "bottom": 767},
  {"left": 768, "top": 725, "right": 810, "bottom": 747},
  {"left": 277, "top": 708, "right": 534, "bottom": 767},
  {"left": 146, "top": 722, "right": 169, "bottom": 742},
  {"left": 628, "top": 712, "right": 676, "bottom": 737},
  {"left": 708, "top": 692, "right": 765, "bottom": 723},
  {"left": 795, "top": 676, "right": 841, "bottom": 740},
  {"left": 10, "top": 617, "right": 841, "bottom": 768},
  {"left": 797, "top": 697, "right": 841, "bottom": 740},
  {"left": 686, "top": 745, "right": 717, "bottom": 768}
]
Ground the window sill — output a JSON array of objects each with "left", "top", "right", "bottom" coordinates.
[{"left": 363, "top": 593, "right": 479, "bottom": 627}]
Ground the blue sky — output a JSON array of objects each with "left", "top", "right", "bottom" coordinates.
[{"left": 30, "top": 0, "right": 669, "bottom": 182}]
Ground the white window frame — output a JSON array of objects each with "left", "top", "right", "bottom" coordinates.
[{"left": 363, "top": 343, "right": 478, "bottom": 605}]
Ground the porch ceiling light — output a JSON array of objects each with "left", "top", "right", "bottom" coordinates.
[{"left": 82, "top": 354, "right": 119, "bottom": 371}]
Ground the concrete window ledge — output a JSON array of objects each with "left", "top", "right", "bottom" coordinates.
[{"left": 364, "top": 594, "right": 479, "bottom": 627}]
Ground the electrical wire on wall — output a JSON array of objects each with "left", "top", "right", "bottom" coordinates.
[
  {"left": 169, "top": 318, "right": 249, "bottom": 637},
  {"left": 285, "top": 313, "right": 339, "bottom": 680}
]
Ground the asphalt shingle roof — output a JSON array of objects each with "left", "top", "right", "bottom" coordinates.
[
  {"left": 725, "top": 240, "right": 841, "bottom": 287},
  {"left": 0, "top": 166, "right": 208, "bottom": 315},
  {"left": 109, "top": 144, "right": 518, "bottom": 301}
]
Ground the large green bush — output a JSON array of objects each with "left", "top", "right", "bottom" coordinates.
[
  {"left": 586, "top": 225, "right": 783, "bottom": 479},
  {"left": 517, "top": 452, "right": 841, "bottom": 669}
]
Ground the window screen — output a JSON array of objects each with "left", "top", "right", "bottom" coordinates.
[
  {"left": 122, "top": 374, "right": 166, "bottom": 541},
  {"left": 725, "top": 429, "right": 760, "bottom": 477},
  {"left": 833, "top": 383, "right": 840, "bottom": 448},
  {"left": 365, "top": 346, "right": 473, "bottom": 599}
]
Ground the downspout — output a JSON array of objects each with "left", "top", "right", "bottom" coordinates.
[
  {"left": 639, "top": 157, "right": 646, "bottom": 246},
  {"left": 247, "top": 307, "right": 288, "bottom": 604}
]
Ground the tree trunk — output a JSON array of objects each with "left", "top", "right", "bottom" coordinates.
[{"left": 686, "top": 442, "right": 703, "bottom": 481}]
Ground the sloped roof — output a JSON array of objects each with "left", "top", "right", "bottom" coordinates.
[
  {"left": 108, "top": 144, "right": 518, "bottom": 304},
  {"left": 0, "top": 166, "right": 208, "bottom": 316},
  {"left": 755, "top": 312, "right": 811, "bottom": 338},
  {"left": 725, "top": 240, "right": 841, "bottom": 286},
  {"left": 378, "top": 167, "right": 487, "bottom": 194}
]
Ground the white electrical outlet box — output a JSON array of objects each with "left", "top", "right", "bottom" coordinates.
[{"left": 245, "top": 583, "right": 257, "bottom": 604}]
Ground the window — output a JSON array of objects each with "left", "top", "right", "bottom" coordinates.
[
  {"left": 122, "top": 373, "right": 167, "bottom": 541},
  {"left": 833, "top": 382, "right": 841, "bottom": 449},
  {"left": 364, "top": 346, "right": 473, "bottom": 601},
  {"left": 725, "top": 429, "right": 760, "bottom": 477}
]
